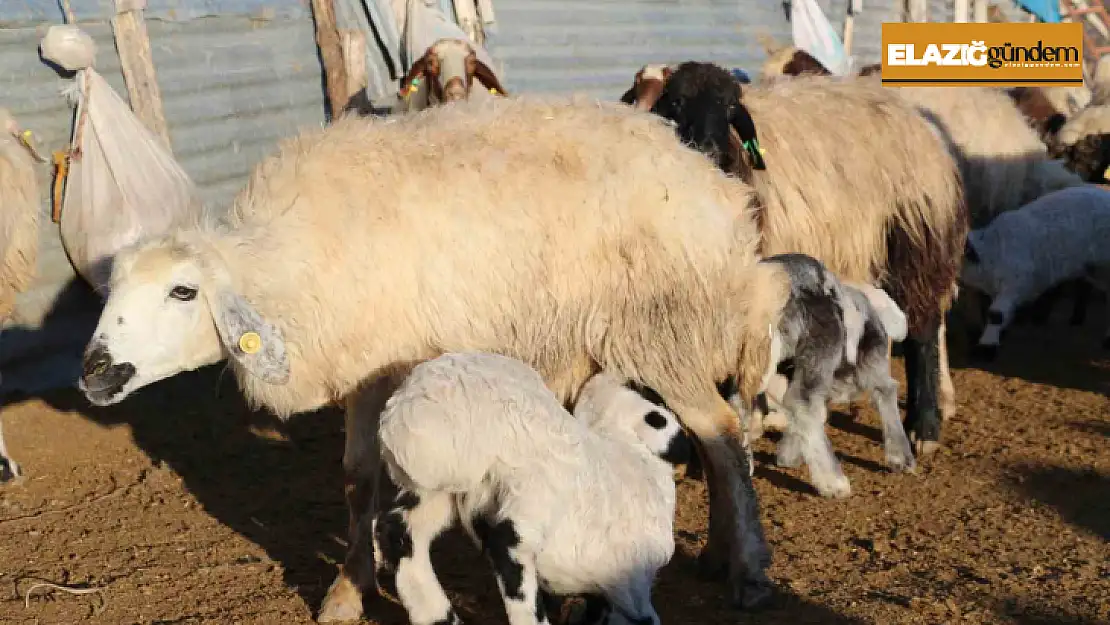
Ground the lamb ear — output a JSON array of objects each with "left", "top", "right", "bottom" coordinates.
[
  {"left": 208, "top": 289, "right": 291, "bottom": 385},
  {"left": 729, "top": 102, "right": 767, "bottom": 170},
  {"left": 472, "top": 58, "right": 508, "bottom": 96}
]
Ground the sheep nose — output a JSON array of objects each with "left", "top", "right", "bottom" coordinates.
[{"left": 82, "top": 345, "right": 113, "bottom": 378}]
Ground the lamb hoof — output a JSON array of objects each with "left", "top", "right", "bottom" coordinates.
[
  {"left": 317, "top": 574, "right": 365, "bottom": 623},
  {"left": 913, "top": 438, "right": 941, "bottom": 458},
  {"left": 885, "top": 451, "right": 917, "bottom": 474},
  {"left": 940, "top": 398, "right": 957, "bottom": 423},
  {"left": 970, "top": 343, "right": 998, "bottom": 362},
  {"left": 761, "top": 410, "right": 789, "bottom": 432},
  {"left": 812, "top": 474, "right": 852, "bottom": 499},
  {"left": 0, "top": 459, "right": 21, "bottom": 483},
  {"left": 696, "top": 549, "right": 729, "bottom": 582}
]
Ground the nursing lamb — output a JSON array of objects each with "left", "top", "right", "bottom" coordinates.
[
  {"left": 961, "top": 185, "right": 1110, "bottom": 359},
  {"left": 370, "top": 352, "right": 689, "bottom": 625}
]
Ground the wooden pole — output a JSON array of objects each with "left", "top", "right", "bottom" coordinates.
[
  {"left": 843, "top": 0, "right": 861, "bottom": 57},
  {"left": 906, "top": 0, "right": 927, "bottom": 22},
  {"left": 955, "top": 0, "right": 970, "bottom": 23},
  {"left": 340, "top": 29, "right": 368, "bottom": 99},
  {"left": 452, "top": 0, "right": 485, "bottom": 46},
  {"left": 310, "top": 0, "right": 349, "bottom": 119},
  {"left": 972, "top": 0, "right": 989, "bottom": 23},
  {"left": 110, "top": 0, "right": 171, "bottom": 148}
]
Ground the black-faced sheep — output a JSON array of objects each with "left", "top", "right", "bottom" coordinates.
[
  {"left": 0, "top": 107, "right": 46, "bottom": 482},
  {"left": 76, "top": 95, "right": 792, "bottom": 619},
  {"left": 960, "top": 185, "right": 1110, "bottom": 359},
  {"left": 370, "top": 353, "right": 688, "bottom": 625},
  {"left": 625, "top": 62, "right": 968, "bottom": 459},
  {"left": 396, "top": 37, "right": 507, "bottom": 111}
]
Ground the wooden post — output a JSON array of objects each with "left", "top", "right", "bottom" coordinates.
[
  {"left": 972, "top": 0, "right": 989, "bottom": 23},
  {"left": 906, "top": 0, "right": 927, "bottom": 22},
  {"left": 452, "top": 0, "right": 485, "bottom": 46},
  {"left": 955, "top": 0, "right": 970, "bottom": 22},
  {"left": 844, "top": 0, "right": 862, "bottom": 57},
  {"left": 340, "top": 29, "right": 368, "bottom": 99},
  {"left": 110, "top": 0, "right": 171, "bottom": 148},
  {"left": 310, "top": 0, "right": 349, "bottom": 118}
]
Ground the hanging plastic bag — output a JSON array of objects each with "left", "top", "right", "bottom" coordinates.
[
  {"left": 791, "top": 0, "right": 852, "bottom": 76},
  {"left": 41, "top": 24, "right": 203, "bottom": 294}
]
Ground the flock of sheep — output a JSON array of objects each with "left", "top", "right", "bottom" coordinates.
[{"left": 2, "top": 33, "right": 1110, "bottom": 625}]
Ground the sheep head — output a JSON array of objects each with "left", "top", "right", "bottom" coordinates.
[
  {"left": 398, "top": 38, "right": 507, "bottom": 104},
  {"left": 645, "top": 61, "right": 766, "bottom": 174},
  {"left": 574, "top": 373, "right": 692, "bottom": 467},
  {"left": 80, "top": 235, "right": 290, "bottom": 406},
  {"left": 0, "top": 108, "right": 48, "bottom": 164},
  {"left": 619, "top": 64, "right": 673, "bottom": 112}
]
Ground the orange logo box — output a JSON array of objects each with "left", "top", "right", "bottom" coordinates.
[{"left": 880, "top": 22, "right": 1084, "bottom": 87}]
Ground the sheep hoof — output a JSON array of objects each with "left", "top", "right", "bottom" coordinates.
[
  {"left": 317, "top": 575, "right": 365, "bottom": 623},
  {"left": 696, "top": 549, "right": 729, "bottom": 582},
  {"left": 732, "top": 579, "right": 774, "bottom": 610},
  {"left": 813, "top": 474, "right": 852, "bottom": 499},
  {"left": 913, "top": 438, "right": 941, "bottom": 458},
  {"left": 970, "top": 343, "right": 998, "bottom": 362},
  {"left": 940, "top": 397, "right": 957, "bottom": 423}
]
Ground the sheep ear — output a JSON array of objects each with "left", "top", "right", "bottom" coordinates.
[
  {"left": 209, "top": 289, "right": 291, "bottom": 385},
  {"left": 471, "top": 57, "right": 508, "bottom": 96},
  {"left": 399, "top": 52, "right": 432, "bottom": 98},
  {"left": 729, "top": 103, "right": 767, "bottom": 170}
]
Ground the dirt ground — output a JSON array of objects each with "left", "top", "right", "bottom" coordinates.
[{"left": 0, "top": 309, "right": 1107, "bottom": 625}]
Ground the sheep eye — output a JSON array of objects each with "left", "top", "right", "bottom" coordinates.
[
  {"left": 644, "top": 411, "right": 669, "bottom": 430},
  {"left": 169, "top": 285, "right": 198, "bottom": 301}
]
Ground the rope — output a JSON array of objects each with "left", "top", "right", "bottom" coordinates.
[{"left": 57, "top": 0, "right": 90, "bottom": 161}]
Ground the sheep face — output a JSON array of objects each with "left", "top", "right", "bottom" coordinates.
[
  {"left": 80, "top": 240, "right": 290, "bottom": 406},
  {"left": 646, "top": 62, "right": 766, "bottom": 173},
  {"left": 398, "top": 38, "right": 507, "bottom": 103}
]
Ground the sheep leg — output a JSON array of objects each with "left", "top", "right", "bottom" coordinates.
[
  {"left": 603, "top": 574, "right": 661, "bottom": 625},
  {"left": 371, "top": 490, "right": 461, "bottom": 625},
  {"left": 778, "top": 385, "right": 850, "bottom": 499},
  {"left": 667, "top": 394, "right": 771, "bottom": 609},
  {"left": 971, "top": 290, "right": 1021, "bottom": 362},
  {"left": 902, "top": 324, "right": 943, "bottom": 457},
  {"left": 868, "top": 373, "right": 916, "bottom": 473},
  {"left": 937, "top": 319, "right": 957, "bottom": 422},
  {"left": 0, "top": 418, "right": 21, "bottom": 483},
  {"left": 472, "top": 515, "right": 550, "bottom": 625},
  {"left": 320, "top": 374, "right": 407, "bottom": 623}
]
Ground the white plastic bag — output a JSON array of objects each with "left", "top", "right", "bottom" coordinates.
[
  {"left": 43, "top": 25, "right": 202, "bottom": 294},
  {"left": 792, "top": 0, "right": 853, "bottom": 76}
]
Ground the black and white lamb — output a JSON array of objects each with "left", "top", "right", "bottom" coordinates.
[
  {"left": 719, "top": 254, "right": 915, "bottom": 498},
  {"left": 961, "top": 185, "right": 1110, "bottom": 359},
  {"left": 369, "top": 352, "right": 690, "bottom": 625}
]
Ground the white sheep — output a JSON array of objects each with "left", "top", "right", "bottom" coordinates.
[
  {"left": 395, "top": 37, "right": 508, "bottom": 111},
  {"left": 369, "top": 353, "right": 687, "bottom": 625},
  {"left": 961, "top": 185, "right": 1110, "bottom": 359},
  {"left": 0, "top": 107, "right": 46, "bottom": 482},
  {"left": 76, "top": 95, "right": 791, "bottom": 620}
]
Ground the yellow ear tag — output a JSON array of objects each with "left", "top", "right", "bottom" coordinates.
[
  {"left": 19, "top": 129, "right": 33, "bottom": 148},
  {"left": 489, "top": 88, "right": 498, "bottom": 94},
  {"left": 238, "top": 332, "right": 262, "bottom": 354},
  {"left": 1103, "top": 164, "right": 1110, "bottom": 180}
]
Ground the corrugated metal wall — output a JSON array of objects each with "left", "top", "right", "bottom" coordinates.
[
  {"left": 481, "top": 0, "right": 935, "bottom": 99},
  {"left": 0, "top": 1, "right": 328, "bottom": 393}
]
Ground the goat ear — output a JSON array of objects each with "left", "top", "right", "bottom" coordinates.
[
  {"left": 472, "top": 58, "right": 508, "bottom": 96},
  {"left": 729, "top": 102, "right": 767, "bottom": 170},
  {"left": 207, "top": 289, "right": 291, "bottom": 385},
  {"left": 399, "top": 52, "right": 432, "bottom": 98},
  {"left": 5, "top": 120, "right": 47, "bottom": 163}
]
